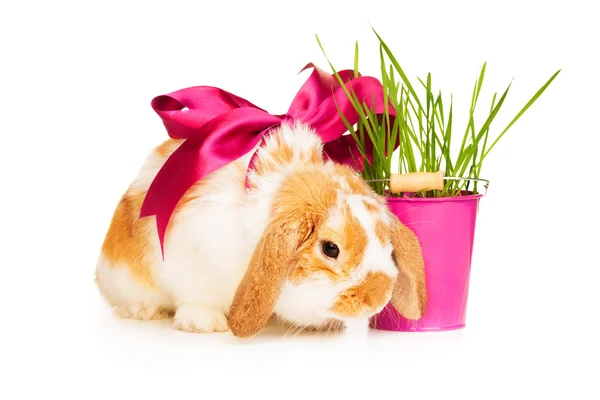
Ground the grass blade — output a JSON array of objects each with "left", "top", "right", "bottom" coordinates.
[
  {"left": 372, "top": 27, "right": 425, "bottom": 112},
  {"left": 477, "top": 69, "right": 562, "bottom": 167},
  {"left": 354, "top": 40, "right": 359, "bottom": 79}
]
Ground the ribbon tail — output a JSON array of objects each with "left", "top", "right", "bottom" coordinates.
[
  {"left": 140, "top": 108, "right": 283, "bottom": 259},
  {"left": 139, "top": 138, "right": 207, "bottom": 260}
]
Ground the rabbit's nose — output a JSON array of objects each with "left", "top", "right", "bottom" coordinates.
[{"left": 331, "top": 271, "right": 394, "bottom": 317}]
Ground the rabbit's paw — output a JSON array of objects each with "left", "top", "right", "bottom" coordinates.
[
  {"left": 114, "top": 304, "right": 173, "bottom": 320},
  {"left": 173, "top": 303, "right": 228, "bottom": 333}
]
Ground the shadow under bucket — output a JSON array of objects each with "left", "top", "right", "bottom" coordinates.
[{"left": 370, "top": 192, "right": 483, "bottom": 332}]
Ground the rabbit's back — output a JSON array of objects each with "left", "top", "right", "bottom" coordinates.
[{"left": 95, "top": 137, "right": 254, "bottom": 321}]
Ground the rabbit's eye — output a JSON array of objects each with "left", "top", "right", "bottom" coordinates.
[{"left": 321, "top": 241, "right": 340, "bottom": 259}]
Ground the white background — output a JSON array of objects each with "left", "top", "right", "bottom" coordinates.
[{"left": 1, "top": 0, "right": 599, "bottom": 399}]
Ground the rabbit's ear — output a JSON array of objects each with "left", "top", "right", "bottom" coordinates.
[
  {"left": 228, "top": 206, "right": 315, "bottom": 338},
  {"left": 388, "top": 213, "right": 427, "bottom": 319}
]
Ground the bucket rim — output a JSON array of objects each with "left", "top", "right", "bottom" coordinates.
[{"left": 385, "top": 191, "right": 483, "bottom": 203}]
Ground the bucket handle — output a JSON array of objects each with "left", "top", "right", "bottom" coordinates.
[
  {"left": 443, "top": 176, "right": 490, "bottom": 196},
  {"left": 365, "top": 171, "right": 490, "bottom": 196}
]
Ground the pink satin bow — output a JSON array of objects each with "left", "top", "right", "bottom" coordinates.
[{"left": 141, "top": 63, "right": 395, "bottom": 257}]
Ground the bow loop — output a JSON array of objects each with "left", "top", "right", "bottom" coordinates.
[{"left": 151, "top": 86, "right": 267, "bottom": 139}]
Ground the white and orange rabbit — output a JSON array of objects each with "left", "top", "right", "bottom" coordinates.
[{"left": 95, "top": 122, "right": 426, "bottom": 337}]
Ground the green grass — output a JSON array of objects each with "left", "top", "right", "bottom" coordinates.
[{"left": 316, "top": 28, "right": 561, "bottom": 198}]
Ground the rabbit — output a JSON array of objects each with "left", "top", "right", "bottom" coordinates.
[{"left": 95, "top": 121, "right": 427, "bottom": 337}]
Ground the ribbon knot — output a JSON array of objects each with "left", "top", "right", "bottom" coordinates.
[
  {"left": 141, "top": 63, "right": 396, "bottom": 257},
  {"left": 278, "top": 114, "right": 295, "bottom": 124}
]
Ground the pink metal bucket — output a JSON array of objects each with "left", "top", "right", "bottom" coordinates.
[{"left": 369, "top": 192, "right": 483, "bottom": 332}]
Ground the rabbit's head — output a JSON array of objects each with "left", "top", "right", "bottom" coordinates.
[{"left": 228, "top": 162, "right": 426, "bottom": 337}]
